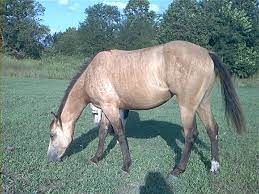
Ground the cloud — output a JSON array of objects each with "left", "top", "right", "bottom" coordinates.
[
  {"left": 58, "top": 0, "right": 69, "bottom": 5},
  {"left": 102, "top": 1, "right": 160, "bottom": 12},
  {"left": 103, "top": 1, "right": 127, "bottom": 10},
  {"left": 150, "top": 3, "right": 160, "bottom": 12},
  {"left": 68, "top": 2, "right": 80, "bottom": 11},
  {"left": 50, "top": 27, "right": 61, "bottom": 34},
  {"left": 53, "top": 0, "right": 160, "bottom": 13}
]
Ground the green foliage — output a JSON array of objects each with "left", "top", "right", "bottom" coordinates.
[
  {"left": 124, "top": 0, "right": 151, "bottom": 17},
  {"left": 231, "top": 43, "right": 258, "bottom": 78},
  {"left": 118, "top": 0, "right": 157, "bottom": 50},
  {"left": 52, "top": 0, "right": 158, "bottom": 55},
  {"left": 158, "top": 0, "right": 258, "bottom": 78},
  {"left": 77, "top": 3, "right": 121, "bottom": 55},
  {"left": 2, "top": 0, "right": 50, "bottom": 58},
  {"left": 0, "top": 0, "right": 4, "bottom": 52},
  {"left": 51, "top": 28, "right": 79, "bottom": 56},
  {"left": 202, "top": 0, "right": 258, "bottom": 77},
  {"left": 158, "top": 0, "right": 210, "bottom": 47},
  {"left": 220, "top": 1, "right": 252, "bottom": 33},
  {"left": 2, "top": 0, "right": 258, "bottom": 78}
]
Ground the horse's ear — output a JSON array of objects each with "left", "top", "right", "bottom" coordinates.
[
  {"left": 51, "top": 112, "right": 58, "bottom": 121},
  {"left": 51, "top": 112, "right": 63, "bottom": 129}
]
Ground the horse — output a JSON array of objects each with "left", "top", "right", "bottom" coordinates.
[{"left": 47, "top": 40, "right": 245, "bottom": 177}]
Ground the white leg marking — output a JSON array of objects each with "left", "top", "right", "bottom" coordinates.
[
  {"left": 93, "top": 109, "right": 102, "bottom": 125},
  {"left": 90, "top": 103, "right": 102, "bottom": 126},
  {"left": 210, "top": 160, "right": 220, "bottom": 173}
]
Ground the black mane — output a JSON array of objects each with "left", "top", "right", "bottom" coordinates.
[{"left": 56, "top": 59, "right": 92, "bottom": 118}]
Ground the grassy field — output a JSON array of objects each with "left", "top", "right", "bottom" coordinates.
[
  {"left": 2, "top": 77, "right": 258, "bottom": 193},
  {"left": 1, "top": 54, "right": 86, "bottom": 80}
]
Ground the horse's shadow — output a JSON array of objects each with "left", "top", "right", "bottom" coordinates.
[
  {"left": 139, "top": 172, "right": 174, "bottom": 194},
  {"left": 65, "top": 111, "right": 210, "bottom": 170}
]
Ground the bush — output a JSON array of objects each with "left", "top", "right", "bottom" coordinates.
[{"left": 230, "top": 43, "right": 258, "bottom": 78}]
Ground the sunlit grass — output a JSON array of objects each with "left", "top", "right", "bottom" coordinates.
[
  {"left": 1, "top": 54, "right": 86, "bottom": 80},
  {"left": 2, "top": 77, "right": 258, "bottom": 193}
]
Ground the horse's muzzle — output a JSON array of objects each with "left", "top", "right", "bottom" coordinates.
[{"left": 47, "top": 147, "right": 61, "bottom": 162}]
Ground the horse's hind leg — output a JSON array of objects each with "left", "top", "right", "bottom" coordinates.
[
  {"left": 170, "top": 105, "right": 198, "bottom": 176},
  {"left": 91, "top": 112, "right": 109, "bottom": 163},
  {"left": 197, "top": 101, "right": 220, "bottom": 173},
  {"left": 102, "top": 105, "right": 132, "bottom": 172}
]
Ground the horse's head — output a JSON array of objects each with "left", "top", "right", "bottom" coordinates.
[{"left": 47, "top": 112, "right": 73, "bottom": 161}]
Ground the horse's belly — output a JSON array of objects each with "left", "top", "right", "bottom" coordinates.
[{"left": 120, "top": 88, "right": 171, "bottom": 110}]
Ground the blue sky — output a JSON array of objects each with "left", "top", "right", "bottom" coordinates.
[{"left": 37, "top": 0, "right": 172, "bottom": 34}]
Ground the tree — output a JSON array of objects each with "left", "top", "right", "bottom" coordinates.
[
  {"left": 202, "top": 0, "right": 258, "bottom": 77},
  {"left": 118, "top": 0, "right": 158, "bottom": 50},
  {"left": 51, "top": 28, "right": 79, "bottom": 56},
  {"left": 158, "top": 0, "right": 258, "bottom": 78},
  {"left": 77, "top": 3, "right": 121, "bottom": 56},
  {"left": 232, "top": 43, "right": 258, "bottom": 78},
  {"left": 158, "top": 0, "right": 210, "bottom": 47},
  {"left": 2, "top": 0, "right": 50, "bottom": 58},
  {"left": 0, "top": 0, "right": 4, "bottom": 52}
]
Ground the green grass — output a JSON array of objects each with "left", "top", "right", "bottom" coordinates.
[
  {"left": 2, "top": 77, "right": 258, "bottom": 193},
  {"left": 2, "top": 54, "right": 86, "bottom": 80}
]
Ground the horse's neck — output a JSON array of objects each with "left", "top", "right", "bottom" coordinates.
[{"left": 60, "top": 75, "right": 88, "bottom": 124}]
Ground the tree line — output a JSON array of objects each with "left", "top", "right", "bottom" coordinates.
[{"left": 1, "top": 0, "right": 258, "bottom": 78}]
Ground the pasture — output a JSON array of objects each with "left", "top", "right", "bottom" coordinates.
[{"left": 2, "top": 77, "right": 258, "bottom": 193}]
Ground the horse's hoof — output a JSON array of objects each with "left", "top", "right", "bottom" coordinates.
[
  {"left": 210, "top": 160, "right": 220, "bottom": 175},
  {"left": 122, "top": 166, "right": 130, "bottom": 173},
  {"left": 122, "top": 163, "right": 131, "bottom": 173},
  {"left": 167, "top": 174, "right": 178, "bottom": 182},
  {"left": 121, "top": 158, "right": 132, "bottom": 173},
  {"left": 121, "top": 168, "right": 129, "bottom": 177},
  {"left": 211, "top": 169, "right": 220, "bottom": 175},
  {"left": 90, "top": 157, "right": 99, "bottom": 165},
  {"left": 170, "top": 166, "right": 185, "bottom": 177}
]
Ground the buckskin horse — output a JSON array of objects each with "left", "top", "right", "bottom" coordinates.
[{"left": 47, "top": 41, "right": 245, "bottom": 177}]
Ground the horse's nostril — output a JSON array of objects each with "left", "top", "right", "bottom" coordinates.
[{"left": 47, "top": 149, "right": 60, "bottom": 162}]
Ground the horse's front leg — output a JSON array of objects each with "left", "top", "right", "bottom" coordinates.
[
  {"left": 102, "top": 105, "right": 132, "bottom": 172},
  {"left": 90, "top": 112, "right": 109, "bottom": 163}
]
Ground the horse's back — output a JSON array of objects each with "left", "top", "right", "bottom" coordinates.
[{"left": 85, "top": 41, "right": 215, "bottom": 109}]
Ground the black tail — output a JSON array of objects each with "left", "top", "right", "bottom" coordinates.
[{"left": 209, "top": 52, "right": 246, "bottom": 134}]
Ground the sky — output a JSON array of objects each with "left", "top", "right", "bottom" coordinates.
[{"left": 37, "top": 0, "right": 172, "bottom": 34}]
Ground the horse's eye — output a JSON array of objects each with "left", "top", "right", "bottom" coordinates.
[{"left": 50, "top": 133, "right": 56, "bottom": 139}]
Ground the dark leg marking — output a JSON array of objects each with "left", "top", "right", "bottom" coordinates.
[{"left": 91, "top": 113, "right": 109, "bottom": 163}]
